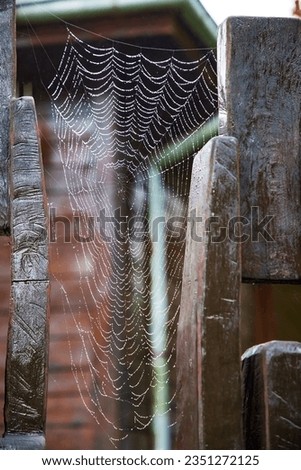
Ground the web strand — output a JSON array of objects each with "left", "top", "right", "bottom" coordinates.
[{"left": 48, "top": 29, "right": 218, "bottom": 447}]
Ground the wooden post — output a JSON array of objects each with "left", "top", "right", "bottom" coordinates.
[
  {"left": 1, "top": 97, "right": 49, "bottom": 450},
  {"left": 218, "top": 17, "right": 301, "bottom": 282},
  {"left": 242, "top": 341, "right": 301, "bottom": 449},
  {"left": 176, "top": 136, "right": 242, "bottom": 449},
  {"left": 0, "top": 0, "right": 15, "bottom": 234}
]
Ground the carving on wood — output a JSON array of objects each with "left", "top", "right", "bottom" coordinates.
[
  {"left": 1, "top": 97, "right": 49, "bottom": 450},
  {"left": 0, "top": 0, "right": 15, "bottom": 234}
]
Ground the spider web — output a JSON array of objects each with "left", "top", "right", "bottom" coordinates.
[{"left": 48, "top": 29, "right": 217, "bottom": 448}]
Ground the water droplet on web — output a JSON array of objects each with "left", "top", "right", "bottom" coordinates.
[{"left": 48, "top": 30, "right": 218, "bottom": 446}]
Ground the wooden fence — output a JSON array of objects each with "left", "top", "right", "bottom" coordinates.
[
  {"left": 0, "top": 2, "right": 301, "bottom": 450},
  {"left": 176, "top": 16, "right": 301, "bottom": 449}
]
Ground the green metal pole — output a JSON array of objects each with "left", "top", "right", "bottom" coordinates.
[{"left": 148, "top": 167, "right": 171, "bottom": 450}]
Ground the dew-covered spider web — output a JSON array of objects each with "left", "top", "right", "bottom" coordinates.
[{"left": 48, "top": 29, "right": 217, "bottom": 448}]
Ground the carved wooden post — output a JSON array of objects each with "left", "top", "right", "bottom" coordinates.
[
  {"left": 242, "top": 341, "right": 301, "bottom": 449},
  {"left": 176, "top": 136, "right": 242, "bottom": 449},
  {"left": 0, "top": 0, "right": 49, "bottom": 449},
  {"left": 0, "top": 98, "right": 49, "bottom": 450},
  {"left": 0, "top": 0, "right": 15, "bottom": 234}
]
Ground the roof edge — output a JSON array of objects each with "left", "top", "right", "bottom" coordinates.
[{"left": 16, "top": 0, "right": 217, "bottom": 46}]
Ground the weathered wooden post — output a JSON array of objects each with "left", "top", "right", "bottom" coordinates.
[
  {"left": 0, "top": 0, "right": 15, "bottom": 235},
  {"left": 0, "top": 0, "right": 49, "bottom": 450},
  {"left": 242, "top": 341, "right": 301, "bottom": 449},
  {"left": 219, "top": 17, "right": 301, "bottom": 449},
  {"left": 219, "top": 16, "right": 301, "bottom": 282},
  {"left": 176, "top": 136, "right": 242, "bottom": 449},
  {"left": 177, "top": 16, "right": 301, "bottom": 450}
]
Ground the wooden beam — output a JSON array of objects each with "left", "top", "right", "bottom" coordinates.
[
  {"left": 0, "top": 0, "right": 15, "bottom": 234},
  {"left": 176, "top": 136, "right": 242, "bottom": 449},
  {"left": 2, "top": 97, "right": 49, "bottom": 449},
  {"left": 17, "top": 13, "right": 175, "bottom": 48},
  {"left": 218, "top": 17, "right": 301, "bottom": 282},
  {"left": 242, "top": 341, "right": 301, "bottom": 449}
]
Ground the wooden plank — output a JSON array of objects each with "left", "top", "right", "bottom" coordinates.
[
  {"left": 242, "top": 341, "right": 301, "bottom": 449},
  {"left": 2, "top": 97, "right": 49, "bottom": 448},
  {"left": 218, "top": 17, "right": 301, "bottom": 281},
  {"left": 176, "top": 136, "right": 242, "bottom": 449},
  {"left": 10, "top": 97, "right": 48, "bottom": 281},
  {"left": 4, "top": 281, "right": 49, "bottom": 433},
  {"left": 0, "top": 0, "right": 15, "bottom": 234}
]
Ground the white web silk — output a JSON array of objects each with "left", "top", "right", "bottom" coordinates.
[{"left": 48, "top": 29, "right": 217, "bottom": 447}]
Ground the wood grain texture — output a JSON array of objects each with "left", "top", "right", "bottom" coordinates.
[
  {"left": 218, "top": 17, "right": 301, "bottom": 281},
  {"left": 0, "top": 0, "right": 15, "bottom": 234},
  {"left": 4, "top": 281, "right": 49, "bottom": 434},
  {"left": 176, "top": 136, "right": 242, "bottom": 449},
  {"left": 242, "top": 341, "right": 301, "bottom": 449},
  {"left": 2, "top": 97, "right": 49, "bottom": 445},
  {"left": 10, "top": 97, "right": 48, "bottom": 281}
]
